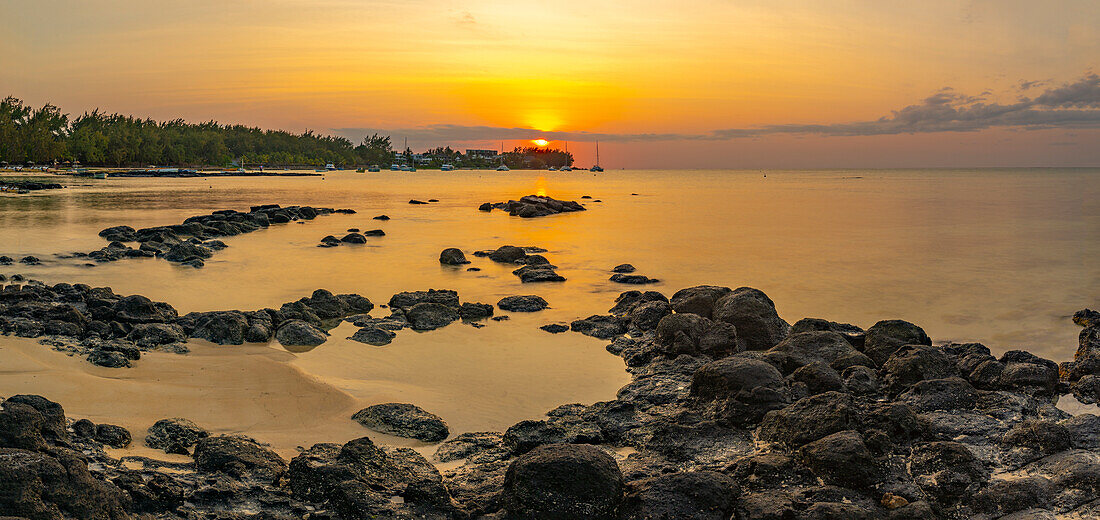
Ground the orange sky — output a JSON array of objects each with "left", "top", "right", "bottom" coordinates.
[{"left": 2, "top": 0, "right": 1098, "bottom": 167}]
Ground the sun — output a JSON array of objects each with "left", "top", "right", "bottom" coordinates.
[{"left": 532, "top": 139, "right": 550, "bottom": 147}]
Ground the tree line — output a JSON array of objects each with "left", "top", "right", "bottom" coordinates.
[
  {"left": 0, "top": 96, "right": 393, "bottom": 167},
  {"left": 0, "top": 96, "right": 577, "bottom": 169}
]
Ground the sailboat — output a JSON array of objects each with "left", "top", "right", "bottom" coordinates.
[
  {"left": 560, "top": 141, "right": 573, "bottom": 171},
  {"left": 589, "top": 141, "right": 604, "bottom": 172},
  {"left": 496, "top": 141, "right": 510, "bottom": 171}
]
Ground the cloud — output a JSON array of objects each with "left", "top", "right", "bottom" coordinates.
[
  {"left": 334, "top": 73, "right": 1100, "bottom": 144},
  {"left": 1017, "top": 79, "right": 1047, "bottom": 91}
]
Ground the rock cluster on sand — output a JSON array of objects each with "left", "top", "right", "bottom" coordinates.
[
  {"left": 82, "top": 204, "right": 349, "bottom": 267},
  {"left": 478, "top": 195, "right": 586, "bottom": 218},
  {"left": 2, "top": 285, "right": 1099, "bottom": 519},
  {"left": 0, "top": 281, "right": 375, "bottom": 365}
]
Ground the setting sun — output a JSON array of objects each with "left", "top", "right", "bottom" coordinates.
[{"left": 532, "top": 139, "right": 550, "bottom": 147}]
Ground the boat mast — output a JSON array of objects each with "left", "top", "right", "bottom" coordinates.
[{"left": 595, "top": 140, "right": 600, "bottom": 167}]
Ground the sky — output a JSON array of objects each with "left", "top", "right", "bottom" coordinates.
[{"left": 2, "top": 0, "right": 1099, "bottom": 168}]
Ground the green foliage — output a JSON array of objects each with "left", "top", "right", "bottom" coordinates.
[
  {"left": 0, "top": 96, "right": 577, "bottom": 170},
  {"left": 354, "top": 133, "right": 393, "bottom": 166},
  {"left": 0, "top": 96, "right": 361, "bottom": 167},
  {"left": 502, "top": 147, "right": 574, "bottom": 169}
]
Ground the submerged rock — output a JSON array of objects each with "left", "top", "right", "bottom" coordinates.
[
  {"left": 352, "top": 403, "right": 449, "bottom": 442},
  {"left": 349, "top": 326, "right": 396, "bottom": 346},
  {"left": 498, "top": 295, "right": 549, "bottom": 312}
]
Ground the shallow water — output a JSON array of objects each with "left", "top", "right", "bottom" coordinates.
[{"left": 1, "top": 168, "right": 1097, "bottom": 452}]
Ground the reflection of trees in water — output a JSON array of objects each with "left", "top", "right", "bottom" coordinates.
[{"left": 0, "top": 193, "right": 66, "bottom": 225}]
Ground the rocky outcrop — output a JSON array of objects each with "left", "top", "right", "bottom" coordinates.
[
  {"left": 3, "top": 287, "right": 1097, "bottom": 520},
  {"left": 478, "top": 195, "right": 586, "bottom": 218},
  {"left": 87, "top": 204, "right": 341, "bottom": 267}
]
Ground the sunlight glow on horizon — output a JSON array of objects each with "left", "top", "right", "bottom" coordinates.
[{"left": 2, "top": 0, "right": 1098, "bottom": 167}]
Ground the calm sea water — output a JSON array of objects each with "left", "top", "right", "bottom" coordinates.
[{"left": 1, "top": 168, "right": 1097, "bottom": 452}]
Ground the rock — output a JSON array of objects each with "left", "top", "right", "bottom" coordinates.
[
  {"left": 99, "top": 225, "right": 137, "bottom": 242},
  {"left": 620, "top": 471, "right": 738, "bottom": 520},
  {"left": 127, "top": 322, "right": 186, "bottom": 347},
  {"left": 349, "top": 327, "right": 396, "bottom": 346},
  {"left": 655, "top": 312, "right": 734, "bottom": 357},
  {"left": 363, "top": 229, "right": 385, "bottom": 236},
  {"left": 758, "top": 391, "right": 860, "bottom": 447},
  {"left": 909, "top": 441, "right": 989, "bottom": 504},
  {"left": 184, "top": 310, "right": 250, "bottom": 344},
  {"left": 972, "top": 477, "right": 1054, "bottom": 518},
  {"left": 767, "top": 331, "right": 871, "bottom": 374},
  {"left": 790, "top": 318, "right": 865, "bottom": 347},
  {"left": 439, "top": 248, "right": 470, "bottom": 265},
  {"left": 389, "top": 289, "right": 460, "bottom": 311},
  {"left": 610, "top": 273, "right": 660, "bottom": 284},
  {"left": 899, "top": 377, "right": 978, "bottom": 411},
  {"left": 94, "top": 424, "right": 131, "bottom": 448},
  {"left": 790, "top": 362, "right": 844, "bottom": 395},
  {"left": 629, "top": 300, "right": 672, "bottom": 332},
  {"left": 352, "top": 403, "right": 449, "bottom": 442},
  {"left": 863, "top": 319, "right": 932, "bottom": 367},
  {"left": 373, "top": 214, "right": 390, "bottom": 220},
  {"left": 341, "top": 232, "right": 367, "bottom": 243},
  {"left": 513, "top": 265, "right": 567, "bottom": 282},
  {"left": 711, "top": 287, "right": 790, "bottom": 350},
  {"left": 0, "top": 447, "right": 129, "bottom": 520},
  {"left": 319, "top": 235, "right": 340, "bottom": 247},
  {"left": 193, "top": 434, "right": 287, "bottom": 482},
  {"left": 20, "top": 255, "right": 41, "bottom": 265},
  {"left": 409, "top": 199, "right": 429, "bottom": 204},
  {"left": 691, "top": 356, "right": 784, "bottom": 401},
  {"left": 1001, "top": 420, "right": 1072, "bottom": 454},
  {"left": 609, "top": 290, "right": 669, "bottom": 316},
  {"left": 434, "top": 431, "right": 505, "bottom": 462},
  {"left": 612, "top": 263, "right": 636, "bottom": 273},
  {"left": 405, "top": 302, "right": 460, "bottom": 331},
  {"left": 4, "top": 395, "right": 67, "bottom": 445},
  {"left": 571, "top": 314, "right": 628, "bottom": 339},
  {"left": 498, "top": 295, "right": 548, "bottom": 312},
  {"left": 799, "top": 430, "right": 877, "bottom": 489},
  {"left": 88, "top": 350, "right": 131, "bottom": 368},
  {"left": 881, "top": 345, "right": 956, "bottom": 395},
  {"left": 541, "top": 323, "right": 569, "bottom": 333},
  {"left": 275, "top": 319, "right": 328, "bottom": 347},
  {"left": 163, "top": 242, "right": 213, "bottom": 262},
  {"left": 459, "top": 302, "right": 494, "bottom": 321},
  {"left": 478, "top": 202, "right": 493, "bottom": 211},
  {"left": 145, "top": 418, "right": 208, "bottom": 454},
  {"left": 503, "top": 443, "right": 623, "bottom": 520},
  {"left": 669, "top": 285, "right": 731, "bottom": 318},
  {"left": 489, "top": 245, "right": 527, "bottom": 263},
  {"left": 112, "top": 294, "right": 178, "bottom": 323},
  {"left": 1073, "top": 308, "right": 1100, "bottom": 327},
  {"left": 72, "top": 418, "right": 96, "bottom": 438}
]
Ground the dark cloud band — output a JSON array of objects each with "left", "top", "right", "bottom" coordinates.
[{"left": 334, "top": 72, "right": 1100, "bottom": 143}]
